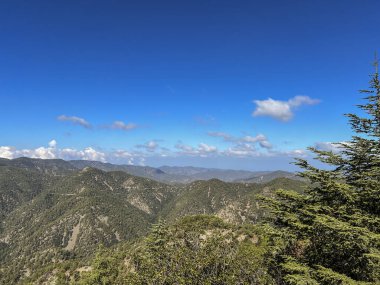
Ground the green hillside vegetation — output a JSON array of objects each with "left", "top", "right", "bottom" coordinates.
[
  {"left": 23, "top": 216, "right": 276, "bottom": 285},
  {"left": 0, "top": 158, "right": 77, "bottom": 175},
  {"left": 0, "top": 167, "right": 179, "bottom": 284},
  {"left": 0, "top": 166, "right": 50, "bottom": 219},
  {"left": 0, "top": 163, "right": 301, "bottom": 284},
  {"left": 161, "top": 178, "right": 306, "bottom": 224}
]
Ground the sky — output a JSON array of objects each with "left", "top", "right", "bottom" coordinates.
[{"left": 1, "top": 0, "right": 380, "bottom": 170}]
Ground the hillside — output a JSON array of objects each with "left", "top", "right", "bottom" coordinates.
[
  {"left": 0, "top": 160, "right": 305, "bottom": 284},
  {"left": 0, "top": 166, "right": 51, "bottom": 219},
  {"left": 0, "top": 167, "right": 179, "bottom": 284},
  {"left": 30, "top": 215, "right": 274, "bottom": 285},
  {"left": 0, "top": 158, "right": 77, "bottom": 175},
  {"left": 69, "top": 160, "right": 185, "bottom": 183},
  {"left": 161, "top": 177, "right": 306, "bottom": 224},
  {"left": 236, "top": 170, "right": 302, "bottom": 183}
]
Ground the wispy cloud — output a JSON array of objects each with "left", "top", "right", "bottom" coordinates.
[
  {"left": 314, "top": 141, "right": 346, "bottom": 153},
  {"left": 207, "top": 131, "right": 234, "bottom": 141},
  {"left": 175, "top": 142, "right": 218, "bottom": 157},
  {"left": 252, "top": 95, "right": 320, "bottom": 121},
  {"left": 108, "top": 121, "right": 138, "bottom": 131},
  {"left": 57, "top": 115, "right": 92, "bottom": 129},
  {"left": 136, "top": 140, "right": 159, "bottom": 152},
  {"left": 208, "top": 131, "right": 272, "bottom": 149}
]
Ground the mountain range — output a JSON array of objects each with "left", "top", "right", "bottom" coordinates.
[
  {"left": 0, "top": 157, "right": 305, "bottom": 284},
  {"left": 0, "top": 157, "right": 298, "bottom": 183}
]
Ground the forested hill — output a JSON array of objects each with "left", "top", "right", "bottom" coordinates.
[{"left": 0, "top": 161, "right": 303, "bottom": 284}]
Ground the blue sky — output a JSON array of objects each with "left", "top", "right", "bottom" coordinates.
[{"left": 1, "top": 0, "right": 379, "bottom": 170}]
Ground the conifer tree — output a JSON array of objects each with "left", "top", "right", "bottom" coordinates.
[{"left": 262, "top": 61, "right": 380, "bottom": 284}]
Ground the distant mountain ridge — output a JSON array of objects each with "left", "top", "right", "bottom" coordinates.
[
  {"left": 158, "top": 165, "right": 268, "bottom": 182},
  {"left": 0, "top": 157, "right": 77, "bottom": 175},
  {"left": 235, "top": 170, "right": 301, "bottom": 183},
  {"left": 0, "top": 157, "right": 300, "bottom": 186},
  {"left": 0, "top": 157, "right": 298, "bottom": 184}
]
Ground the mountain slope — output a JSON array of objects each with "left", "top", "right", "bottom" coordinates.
[
  {"left": 236, "top": 170, "right": 301, "bottom": 183},
  {"left": 0, "top": 167, "right": 179, "bottom": 284},
  {"left": 0, "top": 157, "right": 77, "bottom": 175},
  {"left": 162, "top": 177, "right": 306, "bottom": 224},
  {"left": 0, "top": 166, "right": 54, "bottom": 220},
  {"left": 69, "top": 160, "right": 188, "bottom": 183},
  {"left": 0, "top": 159, "right": 306, "bottom": 284}
]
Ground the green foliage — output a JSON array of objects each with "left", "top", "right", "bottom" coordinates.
[
  {"left": 77, "top": 245, "right": 121, "bottom": 285},
  {"left": 76, "top": 215, "right": 274, "bottom": 285},
  {"left": 262, "top": 63, "right": 380, "bottom": 284}
]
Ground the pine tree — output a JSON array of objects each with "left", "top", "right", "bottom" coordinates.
[{"left": 262, "top": 60, "right": 380, "bottom": 284}]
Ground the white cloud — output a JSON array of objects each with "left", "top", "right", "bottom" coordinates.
[
  {"left": 0, "top": 141, "right": 107, "bottom": 162},
  {"left": 0, "top": 139, "right": 309, "bottom": 167},
  {"left": 175, "top": 142, "right": 218, "bottom": 157},
  {"left": 198, "top": 143, "right": 218, "bottom": 154},
  {"left": 259, "top": 140, "right": 273, "bottom": 149},
  {"left": 314, "top": 142, "right": 345, "bottom": 153},
  {"left": 175, "top": 142, "right": 195, "bottom": 153},
  {"left": 206, "top": 131, "right": 305, "bottom": 158},
  {"left": 208, "top": 132, "right": 273, "bottom": 150},
  {"left": 111, "top": 150, "right": 135, "bottom": 165},
  {"left": 207, "top": 132, "right": 234, "bottom": 141},
  {"left": 59, "top": 148, "right": 80, "bottom": 160},
  {"left": 30, "top": 146, "right": 56, "bottom": 159},
  {"left": 59, "top": 147, "right": 107, "bottom": 162},
  {"left": 287, "top": 149, "right": 307, "bottom": 157},
  {"left": 224, "top": 143, "right": 257, "bottom": 157},
  {"left": 288, "top": 96, "right": 320, "bottom": 107},
  {"left": 48, "top": 140, "right": 57, "bottom": 148},
  {"left": 112, "top": 150, "right": 134, "bottom": 158},
  {"left": 252, "top": 95, "right": 320, "bottom": 121},
  {"left": 109, "top": 121, "right": 137, "bottom": 131},
  {"left": 242, "top": 134, "right": 272, "bottom": 149},
  {"left": 136, "top": 140, "right": 159, "bottom": 152},
  {"left": 57, "top": 115, "right": 92, "bottom": 129},
  {"left": 0, "top": 146, "right": 15, "bottom": 159}
]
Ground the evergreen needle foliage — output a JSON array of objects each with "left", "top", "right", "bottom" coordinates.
[{"left": 262, "top": 62, "right": 380, "bottom": 284}]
